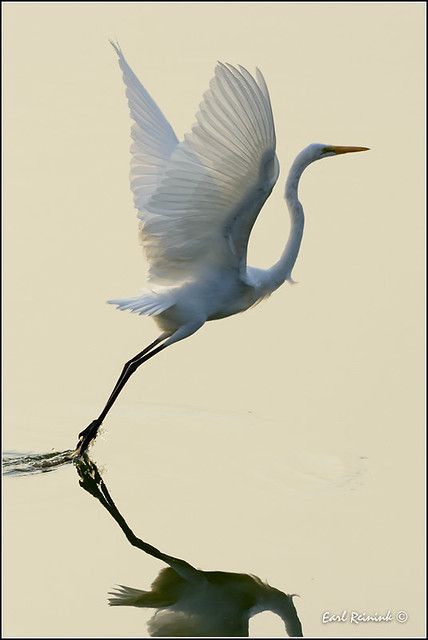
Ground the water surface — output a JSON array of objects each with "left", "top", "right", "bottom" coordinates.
[{"left": 4, "top": 403, "right": 409, "bottom": 638}]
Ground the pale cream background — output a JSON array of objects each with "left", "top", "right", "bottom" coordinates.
[{"left": 2, "top": 2, "right": 425, "bottom": 638}]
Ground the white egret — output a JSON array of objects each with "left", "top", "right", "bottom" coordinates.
[
  {"left": 76, "top": 456, "right": 303, "bottom": 637},
  {"left": 76, "top": 43, "right": 368, "bottom": 455}
]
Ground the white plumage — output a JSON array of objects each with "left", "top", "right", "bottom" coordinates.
[
  {"left": 75, "top": 43, "right": 368, "bottom": 455},
  {"left": 107, "top": 43, "right": 280, "bottom": 333}
]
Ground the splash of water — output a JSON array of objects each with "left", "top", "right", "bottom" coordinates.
[{"left": 2, "top": 450, "right": 75, "bottom": 477}]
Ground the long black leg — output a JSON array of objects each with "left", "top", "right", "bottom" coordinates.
[
  {"left": 103, "top": 335, "right": 165, "bottom": 409},
  {"left": 75, "top": 336, "right": 167, "bottom": 456},
  {"left": 98, "top": 342, "right": 166, "bottom": 422}
]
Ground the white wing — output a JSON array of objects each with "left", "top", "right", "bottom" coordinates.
[
  {"left": 140, "top": 63, "right": 279, "bottom": 285},
  {"left": 111, "top": 42, "right": 179, "bottom": 209}
]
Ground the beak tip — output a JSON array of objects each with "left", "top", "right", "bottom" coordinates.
[{"left": 332, "top": 145, "right": 370, "bottom": 155}]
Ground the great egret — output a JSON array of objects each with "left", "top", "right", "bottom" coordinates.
[
  {"left": 76, "top": 44, "right": 368, "bottom": 455},
  {"left": 76, "top": 456, "right": 303, "bottom": 637}
]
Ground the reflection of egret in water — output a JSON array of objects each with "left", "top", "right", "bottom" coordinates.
[
  {"left": 76, "top": 457, "right": 303, "bottom": 637},
  {"left": 3, "top": 450, "right": 74, "bottom": 477}
]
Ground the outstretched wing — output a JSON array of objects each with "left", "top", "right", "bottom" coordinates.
[
  {"left": 141, "top": 63, "right": 279, "bottom": 285},
  {"left": 111, "top": 42, "right": 179, "bottom": 209}
]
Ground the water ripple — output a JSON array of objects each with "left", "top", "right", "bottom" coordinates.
[{"left": 2, "top": 449, "right": 75, "bottom": 477}]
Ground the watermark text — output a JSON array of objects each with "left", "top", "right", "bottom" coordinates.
[{"left": 321, "top": 610, "right": 408, "bottom": 624}]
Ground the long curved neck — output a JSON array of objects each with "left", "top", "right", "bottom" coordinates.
[{"left": 265, "top": 151, "right": 312, "bottom": 291}]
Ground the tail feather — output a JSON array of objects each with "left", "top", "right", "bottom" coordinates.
[
  {"left": 108, "top": 583, "right": 176, "bottom": 609},
  {"left": 107, "top": 290, "right": 173, "bottom": 317},
  {"left": 108, "top": 585, "right": 152, "bottom": 607}
]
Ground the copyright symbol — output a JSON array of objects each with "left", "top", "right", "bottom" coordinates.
[{"left": 396, "top": 610, "right": 408, "bottom": 623}]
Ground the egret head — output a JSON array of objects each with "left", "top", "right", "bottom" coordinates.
[
  {"left": 260, "top": 585, "right": 303, "bottom": 637},
  {"left": 304, "top": 143, "right": 369, "bottom": 164},
  {"left": 285, "top": 143, "right": 369, "bottom": 201}
]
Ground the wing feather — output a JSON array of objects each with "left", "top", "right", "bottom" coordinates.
[
  {"left": 139, "top": 63, "right": 279, "bottom": 285},
  {"left": 111, "top": 42, "right": 179, "bottom": 210}
]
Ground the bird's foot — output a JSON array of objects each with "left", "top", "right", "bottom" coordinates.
[
  {"left": 75, "top": 419, "right": 102, "bottom": 457},
  {"left": 74, "top": 454, "right": 103, "bottom": 498}
]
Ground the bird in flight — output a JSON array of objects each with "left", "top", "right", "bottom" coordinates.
[
  {"left": 76, "top": 456, "right": 304, "bottom": 637},
  {"left": 75, "top": 43, "right": 368, "bottom": 455}
]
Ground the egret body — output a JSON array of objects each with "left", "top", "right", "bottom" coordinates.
[{"left": 76, "top": 44, "right": 368, "bottom": 454}]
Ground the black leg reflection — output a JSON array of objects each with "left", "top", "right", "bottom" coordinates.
[{"left": 75, "top": 456, "right": 303, "bottom": 638}]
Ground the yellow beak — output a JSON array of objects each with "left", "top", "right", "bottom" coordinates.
[{"left": 330, "top": 145, "right": 370, "bottom": 155}]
